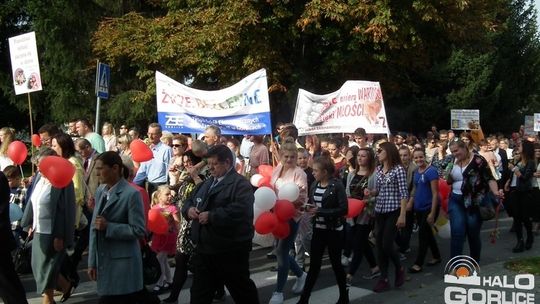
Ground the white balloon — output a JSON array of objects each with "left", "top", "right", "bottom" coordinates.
[
  {"left": 9, "top": 203, "right": 23, "bottom": 222},
  {"left": 254, "top": 186, "right": 277, "bottom": 211},
  {"left": 250, "top": 174, "right": 264, "bottom": 187},
  {"left": 253, "top": 207, "right": 264, "bottom": 224},
  {"left": 277, "top": 182, "right": 300, "bottom": 202},
  {"left": 438, "top": 221, "right": 451, "bottom": 239}
]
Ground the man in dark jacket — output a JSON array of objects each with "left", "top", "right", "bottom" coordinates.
[
  {"left": 0, "top": 171, "right": 28, "bottom": 303},
  {"left": 182, "top": 144, "right": 259, "bottom": 304}
]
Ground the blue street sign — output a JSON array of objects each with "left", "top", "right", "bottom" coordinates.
[{"left": 95, "top": 62, "right": 110, "bottom": 99}]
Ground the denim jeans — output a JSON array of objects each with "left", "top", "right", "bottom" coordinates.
[
  {"left": 276, "top": 220, "right": 303, "bottom": 292},
  {"left": 448, "top": 193, "right": 482, "bottom": 262}
]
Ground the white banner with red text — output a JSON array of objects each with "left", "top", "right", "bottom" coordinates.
[{"left": 293, "top": 81, "right": 389, "bottom": 135}]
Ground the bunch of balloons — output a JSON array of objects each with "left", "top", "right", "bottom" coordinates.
[
  {"left": 249, "top": 164, "right": 274, "bottom": 188},
  {"left": 253, "top": 180, "right": 300, "bottom": 239}
]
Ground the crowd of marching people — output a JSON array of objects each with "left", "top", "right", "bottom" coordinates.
[{"left": 0, "top": 118, "right": 539, "bottom": 304}]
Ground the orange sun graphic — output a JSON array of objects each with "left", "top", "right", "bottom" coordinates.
[{"left": 455, "top": 266, "right": 470, "bottom": 277}]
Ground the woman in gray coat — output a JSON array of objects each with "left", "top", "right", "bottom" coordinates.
[{"left": 87, "top": 151, "right": 146, "bottom": 303}]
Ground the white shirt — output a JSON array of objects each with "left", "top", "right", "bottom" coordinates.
[
  {"left": 450, "top": 159, "right": 472, "bottom": 195},
  {"left": 0, "top": 155, "right": 14, "bottom": 171},
  {"left": 31, "top": 177, "right": 53, "bottom": 234}
]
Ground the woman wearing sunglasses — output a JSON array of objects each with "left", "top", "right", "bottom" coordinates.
[{"left": 368, "top": 142, "right": 408, "bottom": 293}]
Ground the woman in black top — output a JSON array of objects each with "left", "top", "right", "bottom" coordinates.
[
  {"left": 297, "top": 156, "right": 349, "bottom": 304},
  {"left": 506, "top": 140, "right": 536, "bottom": 252}
]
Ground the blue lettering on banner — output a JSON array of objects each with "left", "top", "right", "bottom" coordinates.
[{"left": 158, "top": 111, "right": 272, "bottom": 135}]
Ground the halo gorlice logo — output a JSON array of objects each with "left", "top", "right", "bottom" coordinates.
[{"left": 444, "top": 255, "right": 536, "bottom": 304}]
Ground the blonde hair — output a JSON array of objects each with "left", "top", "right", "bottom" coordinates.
[
  {"left": 0, "top": 127, "right": 15, "bottom": 155},
  {"left": 151, "top": 185, "right": 171, "bottom": 207},
  {"left": 280, "top": 137, "right": 297, "bottom": 155}
]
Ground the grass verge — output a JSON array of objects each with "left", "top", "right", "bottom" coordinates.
[{"left": 504, "top": 257, "right": 540, "bottom": 275}]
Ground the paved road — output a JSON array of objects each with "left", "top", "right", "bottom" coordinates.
[{"left": 13, "top": 214, "right": 540, "bottom": 304}]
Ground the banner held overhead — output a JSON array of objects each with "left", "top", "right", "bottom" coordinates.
[
  {"left": 156, "top": 69, "right": 272, "bottom": 135},
  {"left": 293, "top": 81, "right": 389, "bottom": 135}
]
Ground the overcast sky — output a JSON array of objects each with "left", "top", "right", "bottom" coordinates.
[{"left": 534, "top": 0, "right": 540, "bottom": 26}]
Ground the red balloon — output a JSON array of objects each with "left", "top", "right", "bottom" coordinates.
[
  {"left": 130, "top": 139, "right": 153, "bottom": 162},
  {"left": 258, "top": 176, "right": 271, "bottom": 187},
  {"left": 258, "top": 165, "right": 273, "bottom": 178},
  {"left": 273, "top": 200, "right": 295, "bottom": 222},
  {"left": 147, "top": 209, "right": 168, "bottom": 234},
  {"left": 32, "top": 134, "right": 41, "bottom": 147},
  {"left": 258, "top": 181, "right": 273, "bottom": 189},
  {"left": 38, "top": 156, "right": 75, "bottom": 188},
  {"left": 254, "top": 211, "right": 278, "bottom": 234},
  {"left": 272, "top": 220, "right": 290, "bottom": 239},
  {"left": 7, "top": 141, "right": 28, "bottom": 165},
  {"left": 346, "top": 198, "right": 366, "bottom": 218},
  {"left": 438, "top": 179, "right": 450, "bottom": 200}
]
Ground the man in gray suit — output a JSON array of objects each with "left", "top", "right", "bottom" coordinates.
[{"left": 88, "top": 151, "right": 147, "bottom": 303}]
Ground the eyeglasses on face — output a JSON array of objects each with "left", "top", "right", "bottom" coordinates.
[{"left": 172, "top": 144, "right": 183, "bottom": 148}]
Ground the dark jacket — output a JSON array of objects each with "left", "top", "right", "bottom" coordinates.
[
  {"left": 513, "top": 161, "right": 536, "bottom": 192},
  {"left": 0, "top": 172, "right": 16, "bottom": 253},
  {"left": 308, "top": 178, "right": 348, "bottom": 229},
  {"left": 182, "top": 168, "right": 254, "bottom": 254}
]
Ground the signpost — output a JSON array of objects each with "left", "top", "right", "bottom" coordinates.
[{"left": 95, "top": 61, "right": 110, "bottom": 132}]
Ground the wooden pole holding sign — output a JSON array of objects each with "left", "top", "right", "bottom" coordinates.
[{"left": 27, "top": 93, "right": 35, "bottom": 175}]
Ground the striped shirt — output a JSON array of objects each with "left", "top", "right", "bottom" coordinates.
[
  {"left": 313, "top": 183, "right": 343, "bottom": 231},
  {"left": 313, "top": 184, "right": 327, "bottom": 229},
  {"left": 375, "top": 165, "right": 409, "bottom": 214}
]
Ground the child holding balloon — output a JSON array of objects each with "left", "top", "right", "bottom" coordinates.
[
  {"left": 150, "top": 185, "right": 180, "bottom": 293},
  {"left": 297, "top": 155, "right": 349, "bottom": 304}
]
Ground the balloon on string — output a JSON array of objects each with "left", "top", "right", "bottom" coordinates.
[
  {"left": 272, "top": 220, "right": 290, "bottom": 239},
  {"left": 130, "top": 139, "right": 153, "bottom": 162},
  {"left": 346, "top": 198, "right": 366, "bottom": 218},
  {"left": 9, "top": 203, "right": 23, "bottom": 222},
  {"left": 254, "top": 211, "right": 278, "bottom": 234},
  {"left": 32, "top": 134, "right": 41, "bottom": 147},
  {"left": 250, "top": 174, "right": 264, "bottom": 187},
  {"left": 7, "top": 141, "right": 28, "bottom": 165},
  {"left": 258, "top": 165, "right": 273, "bottom": 178},
  {"left": 274, "top": 200, "right": 295, "bottom": 222},
  {"left": 147, "top": 209, "right": 168, "bottom": 234},
  {"left": 277, "top": 182, "right": 300, "bottom": 202},
  {"left": 38, "top": 156, "right": 76, "bottom": 188},
  {"left": 254, "top": 186, "right": 277, "bottom": 211}
]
